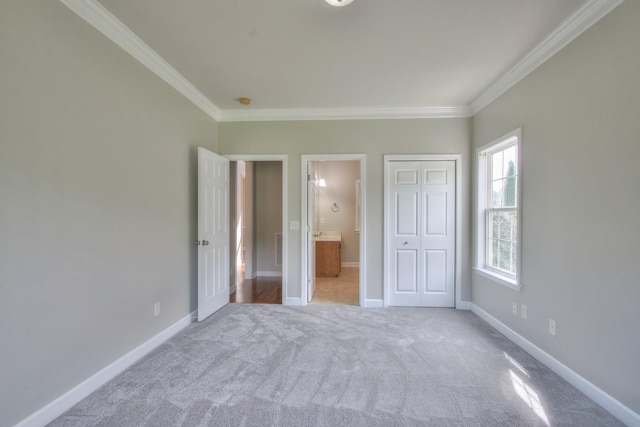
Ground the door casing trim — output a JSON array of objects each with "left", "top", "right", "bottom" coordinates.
[
  {"left": 301, "top": 154, "right": 366, "bottom": 306},
  {"left": 225, "top": 154, "right": 288, "bottom": 305}
]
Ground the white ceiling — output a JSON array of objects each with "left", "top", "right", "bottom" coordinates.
[{"left": 85, "top": 0, "right": 616, "bottom": 120}]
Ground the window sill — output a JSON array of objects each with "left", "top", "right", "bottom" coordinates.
[{"left": 474, "top": 267, "right": 521, "bottom": 291}]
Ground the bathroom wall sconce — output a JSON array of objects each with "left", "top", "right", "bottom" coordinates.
[{"left": 318, "top": 178, "right": 327, "bottom": 187}]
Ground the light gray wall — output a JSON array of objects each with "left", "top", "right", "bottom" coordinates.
[
  {"left": 243, "top": 162, "right": 257, "bottom": 279},
  {"left": 255, "top": 162, "right": 283, "bottom": 274},
  {"left": 0, "top": 2, "right": 218, "bottom": 425},
  {"left": 219, "top": 119, "right": 472, "bottom": 303},
  {"left": 471, "top": 0, "right": 640, "bottom": 414},
  {"left": 317, "top": 160, "right": 360, "bottom": 263}
]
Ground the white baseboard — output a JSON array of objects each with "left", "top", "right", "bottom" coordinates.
[
  {"left": 16, "top": 311, "right": 196, "bottom": 427},
  {"left": 285, "top": 297, "right": 303, "bottom": 306},
  {"left": 256, "top": 271, "right": 282, "bottom": 277},
  {"left": 470, "top": 303, "right": 640, "bottom": 427},
  {"left": 456, "top": 301, "right": 471, "bottom": 310},
  {"left": 364, "top": 299, "right": 384, "bottom": 308},
  {"left": 341, "top": 262, "right": 360, "bottom": 268}
]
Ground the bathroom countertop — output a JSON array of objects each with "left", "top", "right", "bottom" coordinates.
[{"left": 314, "top": 231, "right": 342, "bottom": 241}]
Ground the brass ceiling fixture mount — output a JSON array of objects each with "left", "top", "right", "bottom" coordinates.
[
  {"left": 238, "top": 97, "right": 251, "bottom": 105},
  {"left": 325, "top": 0, "right": 354, "bottom": 7}
]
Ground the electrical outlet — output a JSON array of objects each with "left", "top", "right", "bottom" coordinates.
[
  {"left": 512, "top": 303, "right": 518, "bottom": 316},
  {"left": 154, "top": 302, "right": 160, "bottom": 317},
  {"left": 521, "top": 305, "right": 528, "bottom": 320},
  {"left": 549, "top": 319, "right": 556, "bottom": 336}
]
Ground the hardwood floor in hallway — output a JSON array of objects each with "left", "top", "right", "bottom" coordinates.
[
  {"left": 230, "top": 267, "right": 359, "bottom": 305},
  {"left": 231, "top": 276, "right": 282, "bottom": 304}
]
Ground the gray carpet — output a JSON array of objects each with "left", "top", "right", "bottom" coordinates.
[{"left": 49, "top": 304, "right": 622, "bottom": 426}]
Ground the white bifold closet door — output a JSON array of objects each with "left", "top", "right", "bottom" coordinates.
[{"left": 387, "top": 161, "right": 455, "bottom": 307}]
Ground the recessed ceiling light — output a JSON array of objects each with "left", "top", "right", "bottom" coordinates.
[{"left": 325, "top": 0, "right": 354, "bottom": 7}]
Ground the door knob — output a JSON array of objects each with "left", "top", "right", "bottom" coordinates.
[
  {"left": 195, "top": 241, "right": 201, "bottom": 246},
  {"left": 403, "top": 241, "right": 408, "bottom": 246}
]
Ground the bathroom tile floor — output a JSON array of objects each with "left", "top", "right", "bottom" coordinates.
[{"left": 311, "top": 267, "right": 359, "bottom": 305}]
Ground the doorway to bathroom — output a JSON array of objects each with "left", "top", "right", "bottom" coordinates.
[
  {"left": 228, "top": 156, "right": 287, "bottom": 305},
  {"left": 301, "top": 155, "right": 365, "bottom": 306}
]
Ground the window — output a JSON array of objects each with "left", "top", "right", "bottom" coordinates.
[{"left": 476, "top": 128, "right": 522, "bottom": 290}]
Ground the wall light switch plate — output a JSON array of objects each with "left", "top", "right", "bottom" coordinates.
[
  {"left": 549, "top": 319, "right": 557, "bottom": 336},
  {"left": 290, "top": 220, "right": 300, "bottom": 231},
  {"left": 521, "top": 305, "right": 528, "bottom": 320},
  {"left": 512, "top": 303, "right": 518, "bottom": 316}
]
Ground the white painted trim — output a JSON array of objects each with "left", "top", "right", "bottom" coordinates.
[
  {"left": 341, "top": 262, "right": 360, "bottom": 268},
  {"left": 61, "top": 0, "right": 622, "bottom": 123},
  {"left": 456, "top": 301, "right": 471, "bottom": 310},
  {"left": 256, "top": 271, "right": 283, "bottom": 277},
  {"left": 475, "top": 128, "right": 523, "bottom": 291},
  {"left": 219, "top": 106, "right": 471, "bottom": 122},
  {"left": 383, "top": 155, "right": 463, "bottom": 309},
  {"left": 470, "top": 304, "right": 640, "bottom": 427},
  {"left": 364, "top": 299, "right": 384, "bottom": 308},
  {"left": 470, "top": 0, "right": 624, "bottom": 114},
  {"left": 285, "top": 297, "right": 303, "bottom": 306},
  {"left": 59, "top": 0, "right": 221, "bottom": 121},
  {"left": 301, "top": 155, "right": 366, "bottom": 308},
  {"left": 224, "top": 155, "right": 288, "bottom": 305},
  {"left": 15, "top": 311, "right": 196, "bottom": 427}
]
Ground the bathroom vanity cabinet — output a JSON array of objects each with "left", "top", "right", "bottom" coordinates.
[{"left": 315, "top": 241, "right": 341, "bottom": 277}]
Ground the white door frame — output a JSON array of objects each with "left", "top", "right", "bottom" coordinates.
[
  {"left": 383, "top": 154, "right": 463, "bottom": 309},
  {"left": 301, "top": 154, "right": 366, "bottom": 307},
  {"left": 226, "top": 154, "right": 288, "bottom": 305}
]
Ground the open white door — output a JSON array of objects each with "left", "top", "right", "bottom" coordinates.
[{"left": 197, "top": 147, "right": 230, "bottom": 321}]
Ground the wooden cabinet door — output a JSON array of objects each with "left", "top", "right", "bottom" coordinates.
[{"left": 316, "top": 241, "right": 341, "bottom": 277}]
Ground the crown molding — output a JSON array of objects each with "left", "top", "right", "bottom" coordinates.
[
  {"left": 219, "top": 106, "right": 472, "bottom": 122},
  {"left": 470, "top": 0, "right": 624, "bottom": 115},
  {"left": 59, "top": 0, "right": 222, "bottom": 121},
  {"left": 61, "top": 0, "right": 622, "bottom": 122}
]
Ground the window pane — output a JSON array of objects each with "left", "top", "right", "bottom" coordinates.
[
  {"left": 504, "top": 165, "right": 517, "bottom": 207},
  {"left": 491, "top": 179, "right": 503, "bottom": 208},
  {"left": 490, "top": 212, "right": 499, "bottom": 239},
  {"left": 500, "top": 211, "right": 515, "bottom": 241},
  {"left": 488, "top": 210, "right": 516, "bottom": 241},
  {"left": 492, "top": 151, "right": 503, "bottom": 181},
  {"left": 488, "top": 238, "right": 498, "bottom": 267},
  {"left": 487, "top": 210, "right": 517, "bottom": 275},
  {"left": 503, "top": 146, "right": 517, "bottom": 178},
  {"left": 498, "top": 241, "right": 512, "bottom": 272}
]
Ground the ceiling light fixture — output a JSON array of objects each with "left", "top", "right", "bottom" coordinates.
[{"left": 325, "top": 0, "right": 353, "bottom": 7}]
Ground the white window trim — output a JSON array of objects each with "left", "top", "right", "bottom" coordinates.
[{"left": 475, "top": 128, "right": 522, "bottom": 291}]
